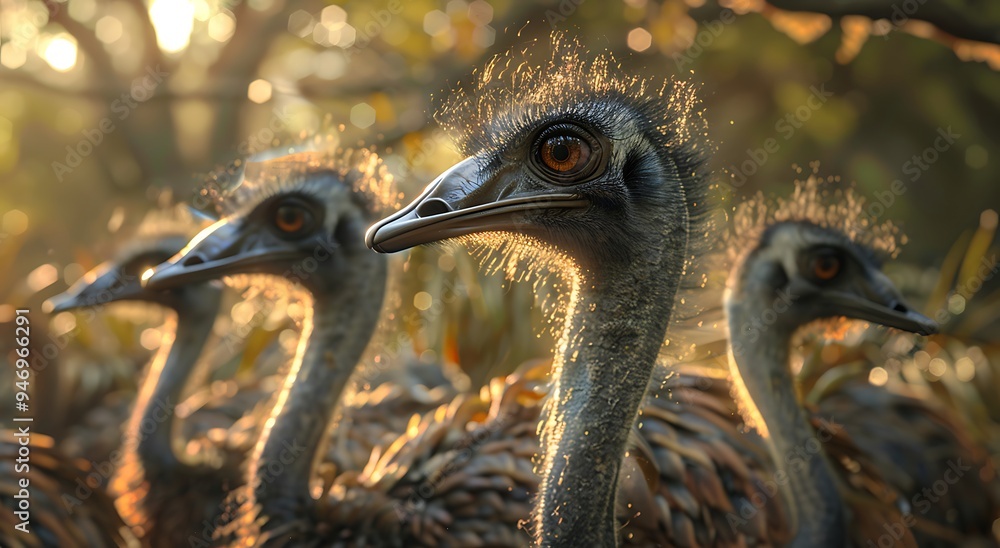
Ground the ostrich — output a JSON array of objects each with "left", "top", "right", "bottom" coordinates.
[
  {"left": 724, "top": 180, "right": 1000, "bottom": 546},
  {"left": 46, "top": 204, "right": 268, "bottom": 547},
  {"left": 366, "top": 39, "right": 999, "bottom": 546},
  {"left": 48, "top": 204, "right": 224, "bottom": 465},
  {"left": 0, "top": 431, "right": 137, "bottom": 547},
  {"left": 138, "top": 141, "right": 784, "bottom": 546},
  {"left": 367, "top": 38, "right": 714, "bottom": 545},
  {"left": 145, "top": 148, "right": 400, "bottom": 545},
  {"left": 48, "top": 204, "right": 226, "bottom": 545}
]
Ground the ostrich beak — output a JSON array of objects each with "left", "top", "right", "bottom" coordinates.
[
  {"left": 45, "top": 261, "right": 148, "bottom": 313},
  {"left": 145, "top": 219, "right": 299, "bottom": 289},
  {"left": 366, "top": 157, "right": 589, "bottom": 253},
  {"left": 803, "top": 270, "right": 938, "bottom": 336}
]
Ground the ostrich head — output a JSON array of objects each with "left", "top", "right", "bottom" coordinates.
[
  {"left": 46, "top": 204, "right": 210, "bottom": 313},
  {"left": 367, "top": 36, "right": 710, "bottom": 271},
  {"left": 726, "top": 176, "right": 937, "bottom": 338},
  {"left": 730, "top": 220, "right": 937, "bottom": 336},
  {"left": 146, "top": 149, "right": 393, "bottom": 294}
]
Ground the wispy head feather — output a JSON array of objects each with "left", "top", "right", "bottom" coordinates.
[
  {"left": 436, "top": 32, "right": 708, "bottom": 165},
  {"left": 116, "top": 201, "right": 203, "bottom": 263},
  {"left": 208, "top": 144, "right": 399, "bottom": 223},
  {"left": 727, "top": 169, "right": 904, "bottom": 268}
]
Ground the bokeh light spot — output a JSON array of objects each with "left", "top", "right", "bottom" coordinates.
[
  {"left": 149, "top": 0, "right": 195, "bottom": 53},
  {"left": 868, "top": 366, "right": 888, "bottom": 386},
  {"left": 423, "top": 10, "right": 450, "bottom": 36},
  {"left": 96, "top": 16, "right": 124, "bottom": 44},
  {"left": 350, "top": 103, "right": 376, "bottom": 129},
  {"left": 414, "top": 291, "right": 433, "bottom": 311},
  {"left": 966, "top": 144, "right": 988, "bottom": 169},
  {"left": 3, "top": 209, "right": 29, "bottom": 235},
  {"left": 42, "top": 34, "right": 78, "bottom": 72},
  {"left": 627, "top": 27, "right": 652, "bottom": 52},
  {"left": 247, "top": 79, "right": 272, "bottom": 104},
  {"left": 27, "top": 264, "right": 58, "bottom": 292}
]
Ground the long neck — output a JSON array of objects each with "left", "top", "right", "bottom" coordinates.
[
  {"left": 535, "top": 245, "right": 681, "bottom": 546},
  {"left": 127, "top": 287, "right": 221, "bottom": 472},
  {"left": 726, "top": 294, "right": 847, "bottom": 547},
  {"left": 247, "top": 260, "right": 386, "bottom": 522}
]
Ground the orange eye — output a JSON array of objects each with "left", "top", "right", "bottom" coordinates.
[
  {"left": 812, "top": 254, "right": 841, "bottom": 280},
  {"left": 275, "top": 205, "right": 306, "bottom": 233},
  {"left": 540, "top": 135, "right": 590, "bottom": 174}
]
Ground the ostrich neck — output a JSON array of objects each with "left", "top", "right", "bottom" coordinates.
[
  {"left": 129, "top": 288, "right": 221, "bottom": 472},
  {"left": 536, "top": 245, "right": 680, "bottom": 546},
  {"left": 726, "top": 297, "right": 846, "bottom": 547},
  {"left": 248, "top": 262, "right": 386, "bottom": 519}
]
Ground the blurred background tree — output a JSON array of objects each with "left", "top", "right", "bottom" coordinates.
[{"left": 1, "top": 0, "right": 998, "bottom": 429}]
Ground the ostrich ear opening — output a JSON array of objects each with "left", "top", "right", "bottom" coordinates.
[{"left": 366, "top": 157, "right": 588, "bottom": 253}]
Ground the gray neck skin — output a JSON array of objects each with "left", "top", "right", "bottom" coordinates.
[
  {"left": 128, "top": 286, "right": 222, "bottom": 473},
  {"left": 535, "top": 230, "right": 684, "bottom": 547},
  {"left": 247, "top": 257, "right": 386, "bottom": 525},
  {"left": 726, "top": 286, "right": 846, "bottom": 547}
]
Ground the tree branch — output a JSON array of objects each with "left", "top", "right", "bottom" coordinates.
[{"left": 767, "top": 0, "right": 1000, "bottom": 45}]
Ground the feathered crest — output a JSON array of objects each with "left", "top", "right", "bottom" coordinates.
[
  {"left": 207, "top": 142, "right": 399, "bottom": 222},
  {"left": 436, "top": 32, "right": 708, "bottom": 162},
  {"left": 115, "top": 196, "right": 204, "bottom": 262},
  {"left": 133, "top": 202, "right": 197, "bottom": 241},
  {"left": 726, "top": 168, "right": 905, "bottom": 268},
  {"left": 197, "top": 128, "right": 400, "bottom": 222}
]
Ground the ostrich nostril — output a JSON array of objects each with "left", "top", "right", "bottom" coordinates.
[
  {"left": 415, "top": 198, "right": 453, "bottom": 218},
  {"left": 182, "top": 255, "right": 206, "bottom": 267},
  {"left": 891, "top": 302, "right": 908, "bottom": 314}
]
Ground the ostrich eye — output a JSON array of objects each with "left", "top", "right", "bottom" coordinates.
[
  {"left": 540, "top": 135, "right": 589, "bottom": 174},
  {"left": 532, "top": 124, "right": 602, "bottom": 183},
  {"left": 274, "top": 204, "right": 311, "bottom": 235},
  {"left": 810, "top": 252, "right": 841, "bottom": 281}
]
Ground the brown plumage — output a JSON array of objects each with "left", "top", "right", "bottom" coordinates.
[
  {"left": 273, "top": 362, "right": 789, "bottom": 547},
  {"left": 806, "top": 353, "right": 1000, "bottom": 546},
  {"left": 0, "top": 431, "right": 137, "bottom": 547}
]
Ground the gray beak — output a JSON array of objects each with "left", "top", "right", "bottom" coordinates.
[{"left": 365, "top": 157, "right": 588, "bottom": 253}]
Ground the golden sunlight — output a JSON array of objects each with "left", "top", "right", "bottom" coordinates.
[
  {"left": 149, "top": 0, "right": 195, "bottom": 53},
  {"left": 41, "top": 34, "right": 78, "bottom": 72}
]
